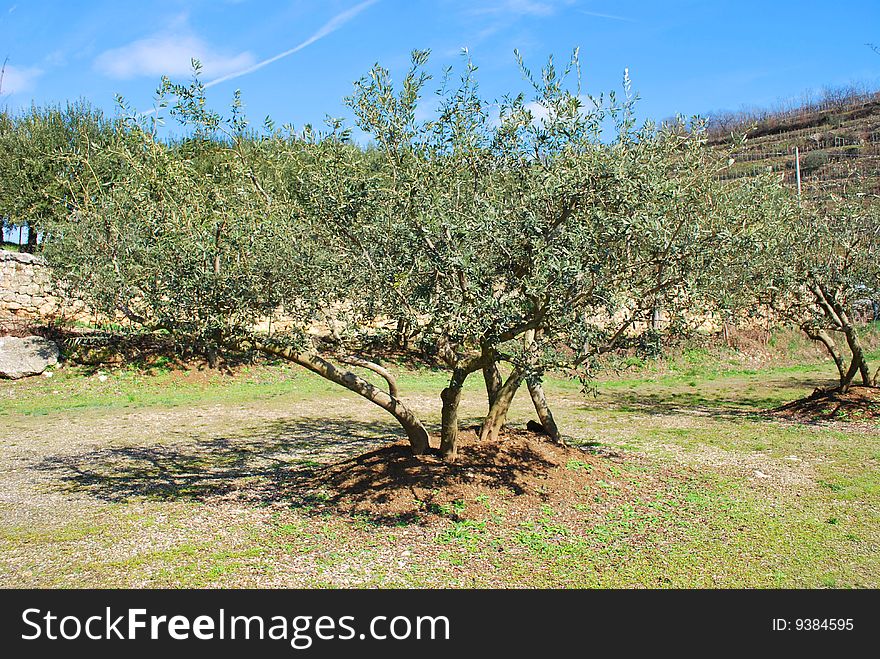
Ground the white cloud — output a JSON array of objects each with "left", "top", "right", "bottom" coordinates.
[
  {"left": 136, "top": 1, "right": 379, "bottom": 115},
  {"left": 0, "top": 64, "right": 43, "bottom": 95},
  {"left": 452, "top": 0, "right": 574, "bottom": 53},
  {"left": 525, "top": 100, "right": 551, "bottom": 122},
  {"left": 497, "top": 0, "right": 556, "bottom": 15},
  {"left": 94, "top": 30, "right": 255, "bottom": 80},
  {"left": 523, "top": 94, "right": 596, "bottom": 125},
  {"left": 43, "top": 49, "right": 68, "bottom": 67}
]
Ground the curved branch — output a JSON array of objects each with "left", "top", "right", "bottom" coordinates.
[
  {"left": 523, "top": 329, "right": 562, "bottom": 444},
  {"left": 808, "top": 280, "right": 844, "bottom": 328},
  {"left": 526, "top": 376, "right": 562, "bottom": 443},
  {"left": 479, "top": 365, "right": 525, "bottom": 443},
  {"left": 116, "top": 303, "right": 146, "bottom": 325},
  {"left": 236, "top": 338, "right": 429, "bottom": 454},
  {"left": 337, "top": 355, "right": 400, "bottom": 398},
  {"left": 802, "top": 324, "right": 846, "bottom": 384}
]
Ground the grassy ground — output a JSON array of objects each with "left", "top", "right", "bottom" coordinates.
[{"left": 0, "top": 349, "right": 877, "bottom": 588}]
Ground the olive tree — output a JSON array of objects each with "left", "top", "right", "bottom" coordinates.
[
  {"left": 45, "top": 71, "right": 433, "bottom": 453},
  {"left": 0, "top": 102, "right": 111, "bottom": 252},
  {"left": 346, "top": 50, "right": 787, "bottom": 459},
  {"left": 46, "top": 52, "right": 787, "bottom": 463},
  {"left": 730, "top": 184, "right": 880, "bottom": 391}
]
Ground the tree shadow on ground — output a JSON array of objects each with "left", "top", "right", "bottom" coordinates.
[
  {"left": 590, "top": 377, "right": 837, "bottom": 419},
  {"left": 310, "top": 427, "right": 559, "bottom": 521},
  {"left": 34, "top": 417, "right": 392, "bottom": 504},
  {"left": 32, "top": 416, "right": 561, "bottom": 525}
]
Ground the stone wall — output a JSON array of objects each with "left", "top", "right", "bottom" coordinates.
[{"left": 0, "top": 250, "right": 86, "bottom": 320}]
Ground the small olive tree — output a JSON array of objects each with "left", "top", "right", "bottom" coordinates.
[{"left": 730, "top": 183, "right": 879, "bottom": 391}]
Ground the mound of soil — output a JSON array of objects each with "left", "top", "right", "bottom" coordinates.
[
  {"left": 301, "top": 427, "right": 622, "bottom": 523},
  {"left": 773, "top": 385, "right": 880, "bottom": 422}
]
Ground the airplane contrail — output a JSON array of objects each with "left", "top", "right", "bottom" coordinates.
[
  {"left": 579, "top": 10, "right": 635, "bottom": 23},
  {"left": 204, "top": 0, "right": 379, "bottom": 89},
  {"left": 139, "top": 0, "right": 379, "bottom": 116}
]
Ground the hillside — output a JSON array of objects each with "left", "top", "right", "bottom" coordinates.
[{"left": 705, "top": 87, "right": 880, "bottom": 195}]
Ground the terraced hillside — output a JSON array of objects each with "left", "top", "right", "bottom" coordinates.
[{"left": 706, "top": 88, "right": 880, "bottom": 195}]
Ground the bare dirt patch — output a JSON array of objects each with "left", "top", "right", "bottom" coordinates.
[
  {"left": 773, "top": 385, "right": 880, "bottom": 422},
  {"left": 307, "top": 427, "right": 629, "bottom": 522}
]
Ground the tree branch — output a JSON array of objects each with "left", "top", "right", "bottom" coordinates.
[
  {"left": 233, "top": 337, "right": 429, "bottom": 454},
  {"left": 802, "top": 323, "right": 846, "bottom": 383},
  {"left": 337, "top": 355, "right": 400, "bottom": 398}
]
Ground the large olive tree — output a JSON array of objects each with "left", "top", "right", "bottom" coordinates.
[
  {"left": 44, "top": 53, "right": 787, "bottom": 462},
  {"left": 44, "top": 71, "right": 434, "bottom": 453},
  {"left": 345, "top": 50, "right": 787, "bottom": 459}
]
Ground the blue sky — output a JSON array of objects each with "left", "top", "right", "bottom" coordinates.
[{"left": 1, "top": 0, "right": 879, "bottom": 131}]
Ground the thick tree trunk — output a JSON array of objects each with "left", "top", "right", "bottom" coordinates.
[
  {"left": 827, "top": 308, "right": 870, "bottom": 390},
  {"left": 438, "top": 355, "right": 489, "bottom": 462},
  {"left": 481, "top": 347, "right": 502, "bottom": 411},
  {"left": 440, "top": 382, "right": 463, "bottom": 462},
  {"left": 861, "top": 361, "right": 872, "bottom": 386},
  {"left": 809, "top": 281, "right": 873, "bottom": 391},
  {"left": 479, "top": 366, "right": 524, "bottom": 443},
  {"left": 829, "top": 293, "right": 871, "bottom": 389},
  {"left": 840, "top": 358, "right": 861, "bottom": 392},
  {"left": 840, "top": 325, "right": 871, "bottom": 390},
  {"left": 526, "top": 376, "right": 562, "bottom": 443},
  {"left": 23, "top": 220, "right": 38, "bottom": 253},
  {"left": 521, "top": 329, "right": 562, "bottom": 442},
  {"left": 250, "top": 340, "right": 430, "bottom": 455}
]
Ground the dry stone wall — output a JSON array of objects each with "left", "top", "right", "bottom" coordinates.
[{"left": 0, "top": 250, "right": 86, "bottom": 320}]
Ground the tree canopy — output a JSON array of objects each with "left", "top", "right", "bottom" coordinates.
[
  {"left": 726, "top": 182, "right": 880, "bottom": 390},
  {"left": 0, "top": 102, "right": 112, "bottom": 251},
  {"left": 15, "top": 51, "right": 801, "bottom": 461}
]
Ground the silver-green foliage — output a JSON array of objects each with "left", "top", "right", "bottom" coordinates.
[
  {"left": 732, "top": 186, "right": 879, "bottom": 390},
  {"left": 37, "top": 52, "right": 792, "bottom": 458},
  {"left": 0, "top": 102, "right": 112, "bottom": 251}
]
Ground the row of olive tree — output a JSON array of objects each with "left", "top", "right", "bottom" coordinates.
[{"left": 17, "top": 52, "right": 810, "bottom": 460}]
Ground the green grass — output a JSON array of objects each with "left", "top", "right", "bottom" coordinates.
[
  {"left": 0, "top": 363, "right": 459, "bottom": 418},
  {"left": 4, "top": 323, "right": 878, "bottom": 419},
  {"left": 416, "top": 469, "right": 879, "bottom": 588},
  {"left": 1, "top": 346, "right": 878, "bottom": 588}
]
